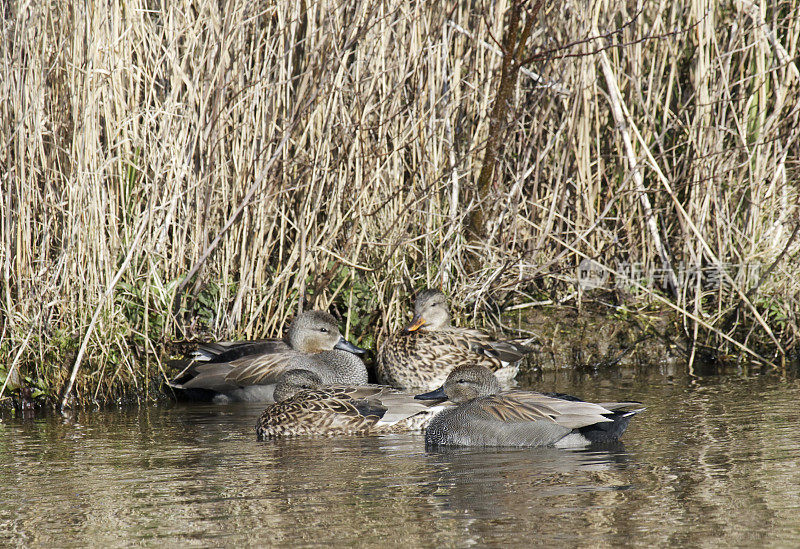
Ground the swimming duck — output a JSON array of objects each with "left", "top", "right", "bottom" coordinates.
[
  {"left": 415, "top": 365, "right": 643, "bottom": 447},
  {"left": 169, "top": 311, "right": 368, "bottom": 403},
  {"left": 255, "top": 369, "right": 451, "bottom": 439},
  {"left": 376, "top": 289, "right": 532, "bottom": 390}
]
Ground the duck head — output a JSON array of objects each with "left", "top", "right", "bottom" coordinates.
[
  {"left": 402, "top": 289, "right": 451, "bottom": 333},
  {"left": 287, "top": 311, "right": 367, "bottom": 355},
  {"left": 272, "top": 369, "right": 323, "bottom": 402},
  {"left": 415, "top": 365, "right": 501, "bottom": 404}
]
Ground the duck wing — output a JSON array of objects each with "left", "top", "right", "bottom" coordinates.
[
  {"left": 434, "top": 327, "right": 491, "bottom": 348},
  {"left": 193, "top": 339, "right": 289, "bottom": 362},
  {"left": 478, "top": 391, "right": 615, "bottom": 429},
  {"left": 325, "top": 385, "right": 452, "bottom": 426},
  {"left": 172, "top": 345, "right": 299, "bottom": 390},
  {"left": 376, "top": 331, "right": 488, "bottom": 388},
  {"left": 256, "top": 389, "right": 385, "bottom": 438},
  {"left": 224, "top": 350, "right": 302, "bottom": 386},
  {"left": 377, "top": 329, "right": 529, "bottom": 390},
  {"left": 169, "top": 362, "right": 237, "bottom": 392},
  {"left": 473, "top": 340, "right": 533, "bottom": 365},
  {"left": 433, "top": 328, "right": 532, "bottom": 367},
  {"left": 213, "top": 349, "right": 366, "bottom": 388}
]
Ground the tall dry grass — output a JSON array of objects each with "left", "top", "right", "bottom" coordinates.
[{"left": 1, "top": 0, "right": 798, "bottom": 405}]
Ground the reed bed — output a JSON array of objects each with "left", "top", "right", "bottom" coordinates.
[{"left": 1, "top": 0, "right": 798, "bottom": 406}]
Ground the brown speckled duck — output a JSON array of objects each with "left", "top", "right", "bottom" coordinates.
[
  {"left": 376, "top": 289, "right": 532, "bottom": 391},
  {"left": 255, "top": 369, "right": 451, "bottom": 439},
  {"left": 169, "top": 311, "right": 367, "bottom": 403},
  {"left": 415, "top": 365, "right": 644, "bottom": 447}
]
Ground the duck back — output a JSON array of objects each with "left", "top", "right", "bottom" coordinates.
[{"left": 378, "top": 328, "right": 526, "bottom": 391}]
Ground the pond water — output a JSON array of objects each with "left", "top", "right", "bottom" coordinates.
[{"left": 2, "top": 362, "right": 800, "bottom": 547}]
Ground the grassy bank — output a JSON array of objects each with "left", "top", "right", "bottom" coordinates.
[{"left": 1, "top": 1, "right": 798, "bottom": 407}]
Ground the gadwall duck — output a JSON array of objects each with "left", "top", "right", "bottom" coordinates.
[
  {"left": 377, "top": 289, "right": 531, "bottom": 390},
  {"left": 415, "top": 365, "right": 643, "bottom": 447},
  {"left": 170, "top": 311, "right": 367, "bottom": 403},
  {"left": 256, "top": 369, "right": 451, "bottom": 439}
]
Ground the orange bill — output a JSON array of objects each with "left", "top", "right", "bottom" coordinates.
[{"left": 403, "top": 314, "right": 427, "bottom": 333}]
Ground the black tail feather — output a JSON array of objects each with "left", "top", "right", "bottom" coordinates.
[{"left": 579, "top": 409, "right": 644, "bottom": 443}]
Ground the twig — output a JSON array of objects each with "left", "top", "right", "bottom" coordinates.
[
  {"left": 595, "top": 28, "right": 679, "bottom": 297},
  {"left": 446, "top": 20, "right": 570, "bottom": 95},
  {"left": 736, "top": 0, "right": 800, "bottom": 84},
  {"left": 624, "top": 90, "right": 786, "bottom": 354},
  {"left": 541, "top": 230, "right": 776, "bottom": 368},
  {"left": 720, "top": 221, "right": 800, "bottom": 334},
  {"left": 0, "top": 324, "right": 35, "bottom": 399},
  {"left": 175, "top": 130, "right": 293, "bottom": 297},
  {"left": 60, "top": 212, "right": 151, "bottom": 410},
  {"left": 468, "top": 0, "right": 543, "bottom": 241}
]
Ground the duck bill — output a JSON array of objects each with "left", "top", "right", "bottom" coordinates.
[
  {"left": 402, "top": 314, "right": 427, "bottom": 333},
  {"left": 415, "top": 386, "right": 447, "bottom": 401},
  {"left": 334, "top": 337, "right": 367, "bottom": 355}
]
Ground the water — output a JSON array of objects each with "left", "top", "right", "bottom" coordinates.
[{"left": 2, "top": 364, "right": 800, "bottom": 547}]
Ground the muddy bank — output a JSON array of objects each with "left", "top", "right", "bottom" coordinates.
[{"left": 515, "top": 304, "right": 685, "bottom": 374}]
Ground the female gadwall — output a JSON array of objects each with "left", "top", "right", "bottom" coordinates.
[
  {"left": 256, "top": 369, "right": 451, "bottom": 439},
  {"left": 415, "top": 365, "right": 643, "bottom": 447},
  {"left": 377, "top": 289, "right": 531, "bottom": 390},
  {"left": 170, "top": 311, "right": 367, "bottom": 403}
]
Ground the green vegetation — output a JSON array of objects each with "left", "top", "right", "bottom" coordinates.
[{"left": 1, "top": 1, "right": 798, "bottom": 407}]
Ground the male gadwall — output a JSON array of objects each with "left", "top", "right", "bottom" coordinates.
[
  {"left": 377, "top": 289, "right": 531, "bottom": 390},
  {"left": 170, "top": 311, "right": 367, "bottom": 403},
  {"left": 415, "top": 365, "right": 643, "bottom": 447},
  {"left": 256, "top": 369, "right": 451, "bottom": 439}
]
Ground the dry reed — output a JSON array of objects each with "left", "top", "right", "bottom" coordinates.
[{"left": 1, "top": 0, "right": 798, "bottom": 406}]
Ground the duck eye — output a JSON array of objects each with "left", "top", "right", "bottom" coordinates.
[{"left": 320, "top": 327, "right": 328, "bottom": 333}]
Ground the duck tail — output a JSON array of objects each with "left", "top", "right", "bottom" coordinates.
[
  {"left": 578, "top": 407, "right": 645, "bottom": 443},
  {"left": 479, "top": 340, "right": 535, "bottom": 365}
]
